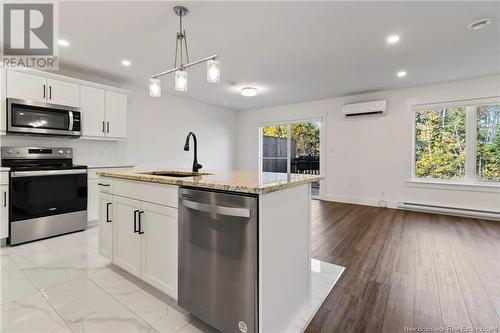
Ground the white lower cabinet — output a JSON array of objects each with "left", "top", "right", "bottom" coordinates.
[
  {"left": 98, "top": 179, "right": 179, "bottom": 298},
  {"left": 98, "top": 193, "right": 113, "bottom": 260},
  {"left": 141, "top": 202, "right": 178, "bottom": 298},
  {"left": 0, "top": 184, "right": 9, "bottom": 240},
  {"left": 113, "top": 196, "right": 142, "bottom": 278}
]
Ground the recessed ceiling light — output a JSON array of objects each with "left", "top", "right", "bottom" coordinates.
[
  {"left": 468, "top": 18, "right": 492, "bottom": 30},
  {"left": 387, "top": 35, "right": 400, "bottom": 44},
  {"left": 397, "top": 71, "right": 407, "bottom": 78},
  {"left": 121, "top": 59, "right": 132, "bottom": 67},
  {"left": 241, "top": 87, "right": 258, "bottom": 97},
  {"left": 57, "top": 39, "right": 70, "bottom": 47}
]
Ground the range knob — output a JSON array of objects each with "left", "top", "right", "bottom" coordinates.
[
  {"left": 58, "top": 149, "right": 63, "bottom": 154},
  {"left": 65, "top": 150, "right": 71, "bottom": 154},
  {"left": 6, "top": 149, "right": 13, "bottom": 154},
  {"left": 15, "top": 149, "right": 20, "bottom": 154}
]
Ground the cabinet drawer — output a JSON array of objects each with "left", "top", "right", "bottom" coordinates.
[
  {"left": 97, "top": 178, "right": 113, "bottom": 194},
  {"left": 0, "top": 172, "right": 8, "bottom": 185},
  {"left": 113, "top": 179, "right": 178, "bottom": 208}
]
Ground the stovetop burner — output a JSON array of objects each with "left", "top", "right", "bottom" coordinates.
[{"left": 1, "top": 147, "right": 87, "bottom": 171}]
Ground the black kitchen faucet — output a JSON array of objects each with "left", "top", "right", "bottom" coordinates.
[{"left": 184, "top": 132, "right": 202, "bottom": 172}]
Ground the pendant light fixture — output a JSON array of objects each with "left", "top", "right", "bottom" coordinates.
[{"left": 149, "top": 6, "right": 220, "bottom": 96}]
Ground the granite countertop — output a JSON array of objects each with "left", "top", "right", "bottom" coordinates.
[
  {"left": 86, "top": 164, "right": 136, "bottom": 169},
  {"left": 97, "top": 169, "right": 323, "bottom": 194}
]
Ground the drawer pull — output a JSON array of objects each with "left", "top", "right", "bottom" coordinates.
[{"left": 97, "top": 183, "right": 110, "bottom": 187}]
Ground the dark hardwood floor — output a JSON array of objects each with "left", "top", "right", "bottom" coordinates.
[{"left": 305, "top": 200, "right": 500, "bottom": 333}]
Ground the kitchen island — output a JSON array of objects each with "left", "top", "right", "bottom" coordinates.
[{"left": 96, "top": 169, "right": 322, "bottom": 333}]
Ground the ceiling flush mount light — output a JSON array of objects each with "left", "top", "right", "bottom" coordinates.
[
  {"left": 121, "top": 59, "right": 131, "bottom": 67},
  {"left": 241, "top": 87, "right": 258, "bottom": 97},
  {"left": 149, "top": 6, "right": 220, "bottom": 95},
  {"left": 397, "top": 71, "right": 407, "bottom": 78},
  {"left": 57, "top": 39, "right": 69, "bottom": 47},
  {"left": 387, "top": 35, "right": 400, "bottom": 44},
  {"left": 468, "top": 18, "right": 492, "bottom": 30}
]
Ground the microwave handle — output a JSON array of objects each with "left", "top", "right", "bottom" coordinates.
[{"left": 69, "top": 111, "right": 74, "bottom": 130}]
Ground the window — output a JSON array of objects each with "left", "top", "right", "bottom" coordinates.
[
  {"left": 261, "top": 125, "right": 289, "bottom": 173},
  {"left": 413, "top": 99, "right": 499, "bottom": 183},
  {"left": 415, "top": 107, "right": 466, "bottom": 179},
  {"left": 476, "top": 104, "right": 500, "bottom": 182},
  {"left": 260, "top": 121, "right": 322, "bottom": 196}
]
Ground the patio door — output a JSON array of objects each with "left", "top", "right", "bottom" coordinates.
[{"left": 259, "top": 121, "right": 321, "bottom": 197}]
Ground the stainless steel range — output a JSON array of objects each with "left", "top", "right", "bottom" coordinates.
[{"left": 1, "top": 147, "right": 87, "bottom": 245}]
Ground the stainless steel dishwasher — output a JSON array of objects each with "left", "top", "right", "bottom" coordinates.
[{"left": 178, "top": 187, "right": 258, "bottom": 333}]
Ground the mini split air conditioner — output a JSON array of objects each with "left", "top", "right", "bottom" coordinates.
[{"left": 342, "top": 100, "right": 386, "bottom": 118}]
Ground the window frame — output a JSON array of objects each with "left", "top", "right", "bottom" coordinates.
[
  {"left": 258, "top": 116, "right": 326, "bottom": 198},
  {"left": 411, "top": 96, "right": 500, "bottom": 185}
]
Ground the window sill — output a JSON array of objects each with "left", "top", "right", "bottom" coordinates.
[{"left": 405, "top": 179, "right": 500, "bottom": 193}]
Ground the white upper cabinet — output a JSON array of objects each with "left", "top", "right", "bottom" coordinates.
[
  {"left": 1, "top": 68, "right": 128, "bottom": 139},
  {"left": 6, "top": 70, "right": 47, "bottom": 102},
  {"left": 81, "top": 86, "right": 106, "bottom": 137},
  {"left": 6, "top": 71, "right": 80, "bottom": 107},
  {"left": 47, "top": 78, "right": 80, "bottom": 107},
  {"left": 105, "top": 91, "right": 127, "bottom": 138}
]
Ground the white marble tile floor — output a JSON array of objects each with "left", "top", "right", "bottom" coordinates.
[{"left": 0, "top": 227, "right": 344, "bottom": 333}]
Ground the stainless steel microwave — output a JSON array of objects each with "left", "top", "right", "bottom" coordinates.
[{"left": 7, "top": 98, "right": 81, "bottom": 137}]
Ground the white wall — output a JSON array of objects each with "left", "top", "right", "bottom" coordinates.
[
  {"left": 126, "top": 86, "right": 237, "bottom": 170},
  {"left": 237, "top": 75, "right": 500, "bottom": 212}
]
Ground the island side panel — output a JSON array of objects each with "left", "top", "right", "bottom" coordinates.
[{"left": 259, "top": 183, "right": 311, "bottom": 333}]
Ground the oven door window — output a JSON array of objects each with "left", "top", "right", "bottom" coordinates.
[
  {"left": 11, "top": 104, "right": 70, "bottom": 130},
  {"left": 10, "top": 173, "right": 87, "bottom": 222}
]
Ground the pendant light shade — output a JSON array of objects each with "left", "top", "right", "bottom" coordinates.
[
  {"left": 149, "top": 78, "right": 161, "bottom": 97},
  {"left": 175, "top": 70, "right": 188, "bottom": 91},
  {"left": 206, "top": 59, "right": 220, "bottom": 83},
  {"left": 149, "top": 6, "right": 220, "bottom": 96}
]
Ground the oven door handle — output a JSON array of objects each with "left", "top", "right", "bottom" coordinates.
[{"left": 11, "top": 169, "right": 87, "bottom": 177}]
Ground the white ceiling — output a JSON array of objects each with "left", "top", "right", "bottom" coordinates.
[{"left": 58, "top": 1, "right": 500, "bottom": 110}]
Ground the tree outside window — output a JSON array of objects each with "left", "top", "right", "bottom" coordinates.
[
  {"left": 414, "top": 101, "right": 499, "bottom": 183},
  {"left": 415, "top": 107, "right": 466, "bottom": 179},
  {"left": 476, "top": 104, "right": 500, "bottom": 182}
]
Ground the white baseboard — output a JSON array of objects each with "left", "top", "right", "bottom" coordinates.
[
  {"left": 321, "top": 195, "right": 398, "bottom": 209},
  {"left": 319, "top": 195, "right": 498, "bottom": 221},
  {"left": 87, "top": 219, "right": 98, "bottom": 228}
]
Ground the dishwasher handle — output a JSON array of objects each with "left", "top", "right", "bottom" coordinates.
[{"left": 181, "top": 199, "right": 251, "bottom": 218}]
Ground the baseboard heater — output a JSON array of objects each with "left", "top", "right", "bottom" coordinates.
[{"left": 398, "top": 202, "right": 500, "bottom": 220}]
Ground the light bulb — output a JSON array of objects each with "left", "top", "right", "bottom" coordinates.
[
  {"left": 206, "top": 59, "right": 220, "bottom": 83},
  {"left": 149, "top": 78, "right": 161, "bottom": 97},
  {"left": 175, "top": 70, "right": 188, "bottom": 91}
]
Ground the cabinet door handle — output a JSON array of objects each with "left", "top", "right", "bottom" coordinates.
[
  {"left": 133, "top": 209, "right": 139, "bottom": 233},
  {"left": 106, "top": 202, "right": 112, "bottom": 222},
  {"left": 138, "top": 211, "right": 144, "bottom": 234},
  {"left": 3, "top": 192, "right": 6, "bottom": 207},
  {"left": 97, "top": 183, "right": 110, "bottom": 187},
  {"left": 43, "top": 84, "right": 46, "bottom": 99},
  {"left": 49, "top": 86, "right": 52, "bottom": 100},
  {"left": 102, "top": 121, "right": 106, "bottom": 133},
  {"left": 106, "top": 121, "right": 110, "bottom": 133}
]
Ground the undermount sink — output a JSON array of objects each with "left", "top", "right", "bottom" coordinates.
[{"left": 141, "top": 171, "right": 211, "bottom": 178}]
